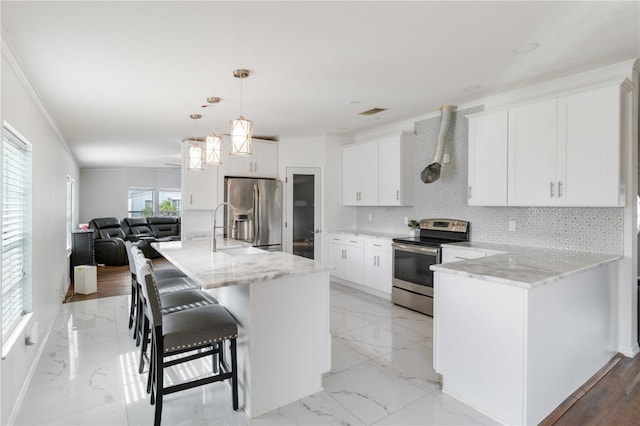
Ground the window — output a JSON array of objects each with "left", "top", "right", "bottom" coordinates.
[
  {"left": 2, "top": 126, "right": 32, "bottom": 342},
  {"left": 159, "top": 188, "right": 181, "bottom": 216},
  {"left": 128, "top": 187, "right": 154, "bottom": 217},
  {"left": 66, "top": 176, "right": 74, "bottom": 252}
]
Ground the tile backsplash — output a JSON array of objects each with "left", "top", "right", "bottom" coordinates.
[{"left": 355, "top": 105, "right": 624, "bottom": 254}]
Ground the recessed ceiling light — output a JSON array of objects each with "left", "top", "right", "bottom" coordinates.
[
  {"left": 463, "top": 85, "right": 482, "bottom": 92},
  {"left": 512, "top": 42, "right": 540, "bottom": 54}
]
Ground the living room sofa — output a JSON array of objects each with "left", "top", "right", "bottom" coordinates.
[{"left": 88, "top": 216, "right": 181, "bottom": 265}]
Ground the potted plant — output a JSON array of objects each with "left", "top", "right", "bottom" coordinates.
[{"left": 408, "top": 219, "right": 420, "bottom": 236}]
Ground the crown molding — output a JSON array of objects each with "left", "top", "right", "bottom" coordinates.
[{"left": 1, "top": 34, "right": 75, "bottom": 161}]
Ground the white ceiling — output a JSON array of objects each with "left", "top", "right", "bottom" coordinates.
[{"left": 1, "top": 1, "right": 638, "bottom": 169}]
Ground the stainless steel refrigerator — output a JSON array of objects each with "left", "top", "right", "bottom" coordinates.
[{"left": 224, "top": 177, "right": 282, "bottom": 251}]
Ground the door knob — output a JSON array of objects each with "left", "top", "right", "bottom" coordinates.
[{"left": 314, "top": 229, "right": 321, "bottom": 233}]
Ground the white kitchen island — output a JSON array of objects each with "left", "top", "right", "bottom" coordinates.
[
  {"left": 432, "top": 244, "right": 620, "bottom": 425},
  {"left": 152, "top": 240, "right": 331, "bottom": 418}
]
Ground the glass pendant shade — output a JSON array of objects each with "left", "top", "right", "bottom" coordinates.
[
  {"left": 205, "top": 134, "right": 223, "bottom": 165},
  {"left": 187, "top": 143, "right": 203, "bottom": 170},
  {"left": 230, "top": 115, "right": 253, "bottom": 156}
]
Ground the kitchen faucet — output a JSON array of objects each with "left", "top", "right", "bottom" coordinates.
[{"left": 211, "top": 202, "right": 239, "bottom": 252}]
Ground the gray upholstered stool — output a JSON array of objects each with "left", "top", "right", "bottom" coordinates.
[{"left": 139, "top": 269, "right": 238, "bottom": 426}]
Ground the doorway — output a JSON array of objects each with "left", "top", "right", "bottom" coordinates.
[{"left": 285, "top": 167, "right": 322, "bottom": 260}]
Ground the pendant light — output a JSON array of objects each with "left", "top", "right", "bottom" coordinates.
[
  {"left": 187, "top": 114, "right": 203, "bottom": 171},
  {"left": 205, "top": 97, "right": 223, "bottom": 165},
  {"left": 230, "top": 69, "right": 253, "bottom": 156}
]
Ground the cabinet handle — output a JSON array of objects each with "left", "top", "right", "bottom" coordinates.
[
  {"left": 558, "top": 181, "right": 563, "bottom": 198},
  {"left": 254, "top": 162, "right": 257, "bottom": 173},
  {"left": 349, "top": 240, "right": 358, "bottom": 243},
  {"left": 373, "top": 244, "right": 381, "bottom": 247},
  {"left": 190, "top": 195, "right": 193, "bottom": 205},
  {"left": 550, "top": 182, "right": 555, "bottom": 198},
  {"left": 396, "top": 190, "right": 399, "bottom": 201},
  {"left": 468, "top": 186, "right": 472, "bottom": 199}
]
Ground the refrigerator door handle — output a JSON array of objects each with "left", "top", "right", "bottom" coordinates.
[{"left": 253, "top": 183, "right": 260, "bottom": 245}]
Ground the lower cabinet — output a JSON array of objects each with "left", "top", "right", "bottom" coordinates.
[
  {"left": 363, "top": 237, "right": 392, "bottom": 294},
  {"left": 328, "top": 233, "right": 392, "bottom": 294},
  {"left": 328, "top": 234, "right": 363, "bottom": 284}
]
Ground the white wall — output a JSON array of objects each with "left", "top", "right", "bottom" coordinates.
[
  {"left": 1, "top": 46, "right": 80, "bottom": 424},
  {"left": 79, "top": 167, "right": 180, "bottom": 223}
]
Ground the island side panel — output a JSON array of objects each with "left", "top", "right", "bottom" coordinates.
[
  {"left": 249, "top": 270, "right": 331, "bottom": 417},
  {"left": 434, "top": 272, "right": 526, "bottom": 425},
  {"left": 526, "top": 262, "right": 618, "bottom": 425},
  {"left": 213, "top": 270, "right": 330, "bottom": 418}
]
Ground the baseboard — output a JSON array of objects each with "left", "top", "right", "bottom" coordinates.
[
  {"left": 5, "top": 302, "right": 63, "bottom": 426},
  {"left": 618, "top": 342, "right": 640, "bottom": 358}
]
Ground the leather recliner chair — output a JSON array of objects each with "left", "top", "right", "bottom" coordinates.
[
  {"left": 121, "top": 217, "right": 158, "bottom": 258},
  {"left": 89, "top": 217, "right": 128, "bottom": 266}
]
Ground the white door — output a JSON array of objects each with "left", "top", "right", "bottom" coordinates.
[{"left": 285, "top": 167, "right": 322, "bottom": 261}]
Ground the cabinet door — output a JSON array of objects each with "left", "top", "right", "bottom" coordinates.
[
  {"left": 468, "top": 111, "right": 508, "bottom": 206},
  {"left": 343, "top": 245, "right": 363, "bottom": 284},
  {"left": 358, "top": 142, "right": 379, "bottom": 205},
  {"left": 557, "top": 85, "right": 621, "bottom": 206},
  {"left": 184, "top": 167, "right": 218, "bottom": 210},
  {"left": 328, "top": 243, "right": 347, "bottom": 280},
  {"left": 378, "top": 135, "right": 402, "bottom": 205},
  {"left": 508, "top": 99, "right": 558, "bottom": 206},
  {"left": 342, "top": 144, "right": 360, "bottom": 205},
  {"left": 252, "top": 140, "right": 278, "bottom": 178},
  {"left": 223, "top": 147, "right": 252, "bottom": 176}
]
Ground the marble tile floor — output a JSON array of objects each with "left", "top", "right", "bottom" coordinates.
[{"left": 14, "top": 283, "right": 496, "bottom": 426}]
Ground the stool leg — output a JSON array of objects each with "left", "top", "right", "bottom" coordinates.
[
  {"left": 153, "top": 333, "right": 164, "bottom": 426},
  {"left": 231, "top": 338, "right": 238, "bottom": 410},
  {"left": 128, "top": 280, "right": 136, "bottom": 330},
  {"left": 139, "top": 314, "right": 149, "bottom": 374}
]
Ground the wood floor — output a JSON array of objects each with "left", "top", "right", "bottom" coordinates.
[
  {"left": 65, "top": 264, "right": 640, "bottom": 424},
  {"left": 63, "top": 258, "right": 170, "bottom": 303}
]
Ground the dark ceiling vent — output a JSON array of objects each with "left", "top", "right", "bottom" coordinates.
[{"left": 359, "top": 107, "right": 388, "bottom": 116}]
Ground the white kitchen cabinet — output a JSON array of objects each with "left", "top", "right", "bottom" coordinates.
[
  {"left": 328, "top": 234, "right": 364, "bottom": 284},
  {"left": 343, "top": 132, "right": 415, "bottom": 206},
  {"left": 343, "top": 142, "right": 378, "bottom": 205},
  {"left": 363, "top": 237, "right": 392, "bottom": 294},
  {"left": 507, "top": 99, "right": 558, "bottom": 206},
  {"left": 378, "top": 133, "right": 415, "bottom": 206},
  {"left": 223, "top": 140, "right": 278, "bottom": 178},
  {"left": 467, "top": 110, "right": 508, "bottom": 206},
  {"left": 508, "top": 83, "right": 625, "bottom": 207},
  {"left": 556, "top": 84, "right": 622, "bottom": 206},
  {"left": 182, "top": 141, "right": 219, "bottom": 210}
]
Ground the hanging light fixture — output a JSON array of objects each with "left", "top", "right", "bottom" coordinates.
[
  {"left": 187, "top": 114, "right": 203, "bottom": 171},
  {"left": 230, "top": 69, "right": 253, "bottom": 156},
  {"left": 205, "top": 97, "right": 223, "bottom": 165}
]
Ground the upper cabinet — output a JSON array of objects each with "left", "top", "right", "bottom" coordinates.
[
  {"left": 343, "top": 132, "right": 415, "bottom": 206},
  {"left": 469, "top": 81, "right": 629, "bottom": 207},
  {"left": 182, "top": 141, "right": 219, "bottom": 210},
  {"left": 223, "top": 140, "right": 278, "bottom": 178},
  {"left": 467, "top": 110, "right": 508, "bottom": 206},
  {"left": 343, "top": 141, "right": 379, "bottom": 205}
]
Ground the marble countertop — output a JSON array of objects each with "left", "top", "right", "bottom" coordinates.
[
  {"left": 152, "top": 239, "right": 331, "bottom": 290},
  {"left": 329, "top": 229, "right": 404, "bottom": 239},
  {"left": 433, "top": 242, "right": 621, "bottom": 289}
]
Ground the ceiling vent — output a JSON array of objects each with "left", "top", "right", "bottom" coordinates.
[{"left": 359, "top": 107, "right": 388, "bottom": 116}]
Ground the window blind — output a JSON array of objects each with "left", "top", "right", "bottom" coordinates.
[{"left": 2, "top": 130, "right": 31, "bottom": 341}]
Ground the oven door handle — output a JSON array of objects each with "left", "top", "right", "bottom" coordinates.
[{"left": 392, "top": 243, "right": 440, "bottom": 256}]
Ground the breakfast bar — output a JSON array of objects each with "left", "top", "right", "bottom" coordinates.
[{"left": 152, "top": 239, "right": 331, "bottom": 418}]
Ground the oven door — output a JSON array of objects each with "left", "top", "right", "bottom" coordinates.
[{"left": 392, "top": 243, "right": 440, "bottom": 297}]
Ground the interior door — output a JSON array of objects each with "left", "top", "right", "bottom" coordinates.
[{"left": 285, "top": 167, "right": 322, "bottom": 260}]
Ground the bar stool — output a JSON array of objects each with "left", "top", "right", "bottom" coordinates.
[{"left": 138, "top": 263, "right": 238, "bottom": 426}]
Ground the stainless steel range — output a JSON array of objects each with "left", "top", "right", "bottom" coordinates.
[{"left": 391, "top": 219, "right": 470, "bottom": 316}]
